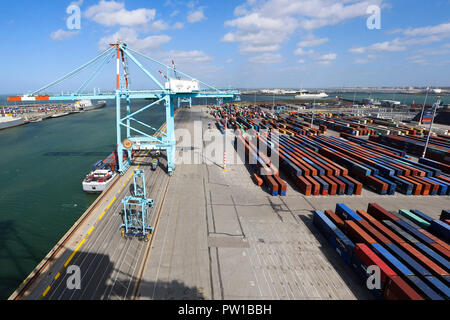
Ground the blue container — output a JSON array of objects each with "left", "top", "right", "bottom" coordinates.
[
  {"left": 406, "top": 275, "right": 444, "bottom": 300},
  {"left": 424, "top": 276, "right": 450, "bottom": 299},
  {"left": 337, "top": 176, "right": 354, "bottom": 195},
  {"left": 373, "top": 175, "right": 396, "bottom": 195},
  {"left": 370, "top": 243, "right": 414, "bottom": 276},
  {"left": 330, "top": 229, "right": 355, "bottom": 265},
  {"left": 389, "top": 176, "right": 413, "bottom": 195},
  {"left": 335, "top": 203, "right": 362, "bottom": 221},
  {"left": 313, "top": 210, "right": 337, "bottom": 240},
  {"left": 384, "top": 243, "right": 431, "bottom": 277},
  {"left": 410, "top": 209, "right": 434, "bottom": 224},
  {"left": 395, "top": 220, "right": 435, "bottom": 244},
  {"left": 430, "top": 220, "right": 450, "bottom": 242},
  {"left": 415, "top": 243, "right": 450, "bottom": 270},
  {"left": 315, "top": 176, "right": 329, "bottom": 192},
  {"left": 441, "top": 210, "right": 450, "bottom": 221}
]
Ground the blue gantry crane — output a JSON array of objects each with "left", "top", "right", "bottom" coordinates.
[
  {"left": 9, "top": 42, "right": 240, "bottom": 176},
  {"left": 121, "top": 169, "right": 153, "bottom": 240}
]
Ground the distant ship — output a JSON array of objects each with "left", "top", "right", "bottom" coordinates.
[
  {"left": 75, "top": 100, "right": 107, "bottom": 111},
  {"left": 295, "top": 91, "right": 329, "bottom": 100},
  {"left": 51, "top": 112, "right": 70, "bottom": 118},
  {"left": 0, "top": 116, "right": 25, "bottom": 130}
]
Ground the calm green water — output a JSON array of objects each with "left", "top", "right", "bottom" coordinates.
[{"left": 0, "top": 97, "right": 166, "bottom": 299}]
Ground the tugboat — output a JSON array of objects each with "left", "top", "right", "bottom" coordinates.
[
  {"left": 82, "top": 169, "right": 117, "bottom": 193},
  {"left": 82, "top": 152, "right": 119, "bottom": 193}
]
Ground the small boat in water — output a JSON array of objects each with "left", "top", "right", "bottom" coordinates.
[
  {"left": 75, "top": 100, "right": 106, "bottom": 111},
  {"left": 82, "top": 169, "right": 117, "bottom": 193},
  {"left": 0, "top": 116, "right": 25, "bottom": 129},
  {"left": 51, "top": 112, "right": 70, "bottom": 118}
]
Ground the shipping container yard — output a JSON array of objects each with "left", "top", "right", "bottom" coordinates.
[{"left": 313, "top": 203, "right": 449, "bottom": 300}]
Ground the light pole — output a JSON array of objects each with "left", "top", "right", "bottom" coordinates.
[
  {"left": 419, "top": 87, "right": 429, "bottom": 125},
  {"left": 422, "top": 99, "right": 440, "bottom": 159}
]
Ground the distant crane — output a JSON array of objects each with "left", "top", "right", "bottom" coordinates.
[{"left": 9, "top": 42, "right": 240, "bottom": 175}]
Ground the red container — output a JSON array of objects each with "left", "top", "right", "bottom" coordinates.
[
  {"left": 294, "top": 175, "right": 312, "bottom": 196},
  {"left": 359, "top": 211, "right": 407, "bottom": 244},
  {"left": 384, "top": 276, "right": 424, "bottom": 300},
  {"left": 345, "top": 220, "right": 377, "bottom": 244},
  {"left": 399, "top": 242, "right": 449, "bottom": 277},
  {"left": 417, "top": 229, "right": 450, "bottom": 253},
  {"left": 367, "top": 203, "right": 400, "bottom": 222},
  {"left": 355, "top": 243, "right": 397, "bottom": 285},
  {"left": 321, "top": 176, "right": 337, "bottom": 195},
  {"left": 253, "top": 173, "right": 263, "bottom": 186},
  {"left": 325, "top": 210, "right": 345, "bottom": 229},
  {"left": 430, "top": 243, "right": 450, "bottom": 260},
  {"left": 356, "top": 220, "right": 392, "bottom": 244}
]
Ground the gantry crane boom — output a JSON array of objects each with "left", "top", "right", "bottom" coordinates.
[{"left": 8, "top": 42, "right": 240, "bottom": 175}]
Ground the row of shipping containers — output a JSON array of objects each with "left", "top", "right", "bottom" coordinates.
[
  {"left": 211, "top": 104, "right": 450, "bottom": 197},
  {"left": 313, "top": 203, "right": 449, "bottom": 300}
]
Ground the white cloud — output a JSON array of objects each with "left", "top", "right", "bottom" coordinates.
[
  {"left": 187, "top": 8, "right": 206, "bottom": 23},
  {"left": 70, "top": 0, "right": 84, "bottom": 6},
  {"left": 166, "top": 50, "right": 213, "bottom": 64},
  {"left": 354, "top": 54, "right": 376, "bottom": 64},
  {"left": 294, "top": 48, "right": 315, "bottom": 56},
  {"left": 225, "top": 58, "right": 234, "bottom": 64},
  {"left": 349, "top": 39, "right": 407, "bottom": 54},
  {"left": 297, "top": 36, "right": 329, "bottom": 48},
  {"left": 241, "top": 44, "right": 281, "bottom": 54},
  {"left": 248, "top": 53, "right": 283, "bottom": 64},
  {"left": 85, "top": 0, "right": 156, "bottom": 27},
  {"left": 146, "top": 20, "right": 169, "bottom": 32},
  {"left": 350, "top": 22, "right": 450, "bottom": 55},
  {"left": 222, "top": 12, "right": 298, "bottom": 54},
  {"left": 297, "top": 59, "right": 305, "bottom": 64},
  {"left": 223, "top": 0, "right": 381, "bottom": 55},
  {"left": 50, "top": 29, "right": 79, "bottom": 41},
  {"left": 172, "top": 22, "right": 184, "bottom": 30},
  {"left": 402, "top": 22, "right": 450, "bottom": 37},
  {"left": 316, "top": 53, "right": 337, "bottom": 65},
  {"left": 98, "top": 28, "right": 171, "bottom": 52}
]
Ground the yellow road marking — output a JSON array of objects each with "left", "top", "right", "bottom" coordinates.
[
  {"left": 54, "top": 272, "right": 60, "bottom": 281},
  {"left": 87, "top": 226, "right": 95, "bottom": 235},
  {"left": 64, "top": 238, "right": 86, "bottom": 268},
  {"left": 98, "top": 210, "right": 106, "bottom": 221},
  {"left": 42, "top": 286, "right": 51, "bottom": 297},
  {"left": 106, "top": 196, "right": 116, "bottom": 210}
]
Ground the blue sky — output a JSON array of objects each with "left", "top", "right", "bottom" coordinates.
[{"left": 1, "top": 0, "right": 449, "bottom": 94}]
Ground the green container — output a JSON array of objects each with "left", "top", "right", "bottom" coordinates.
[{"left": 399, "top": 209, "right": 431, "bottom": 229}]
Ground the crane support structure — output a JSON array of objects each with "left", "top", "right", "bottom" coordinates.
[{"left": 9, "top": 42, "right": 240, "bottom": 175}]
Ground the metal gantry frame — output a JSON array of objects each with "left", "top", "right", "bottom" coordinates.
[
  {"left": 9, "top": 42, "right": 240, "bottom": 176},
  {"left": 121, "top": 169, "right": 153, "bottom": 239},
  {"left": 132, "top": 169, "right": 146, "bottom": 198},
  {"left": 121, "top": 196, "right": 154, "bottom": 240}
]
